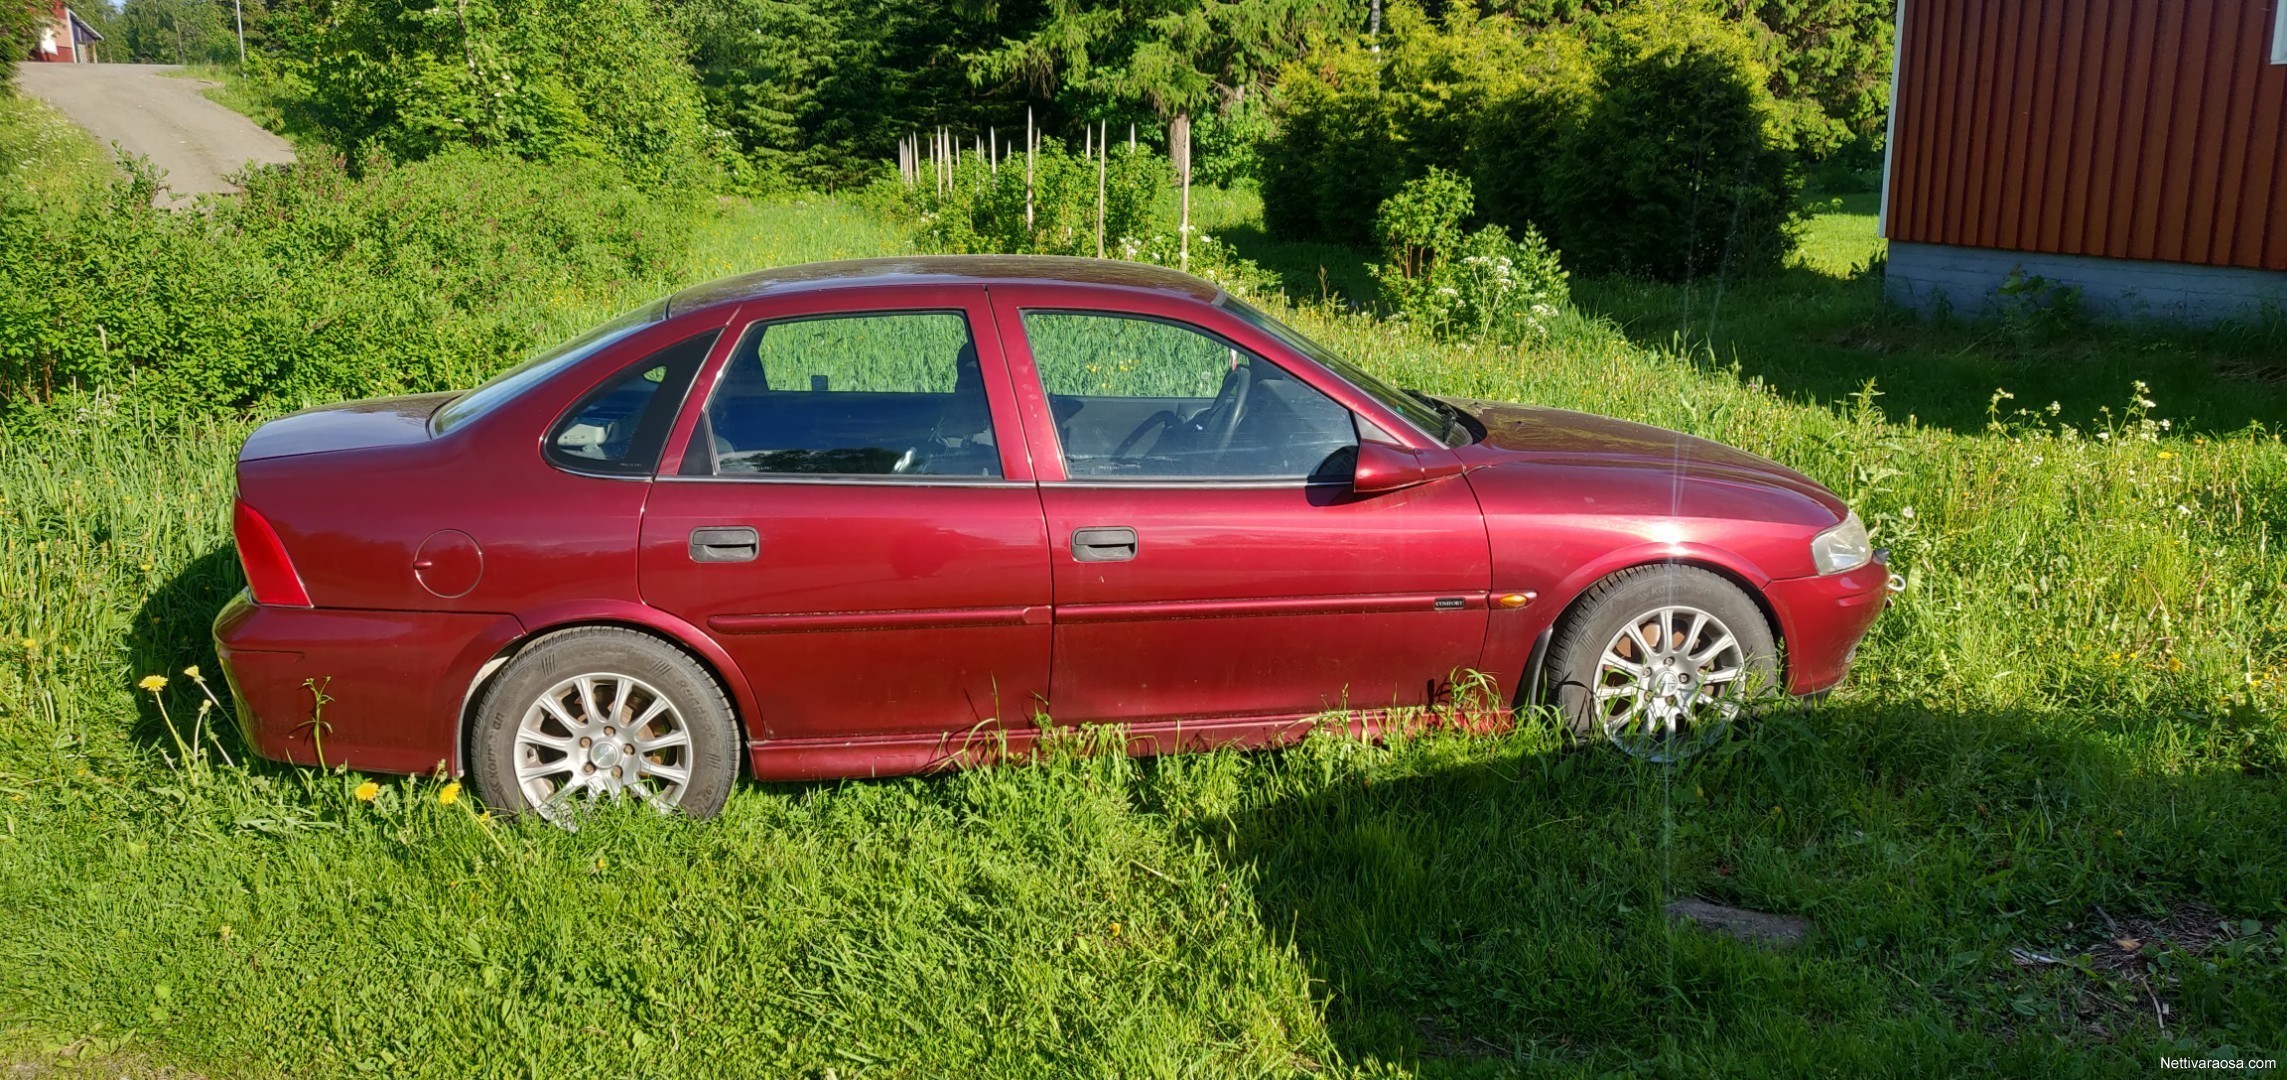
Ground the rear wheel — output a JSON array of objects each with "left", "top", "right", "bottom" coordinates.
[
  {"left": 468, "top": 628, "right": 738, "bottom": 822},
  {"left": 1543, "top": 566, "right": 1778, "bottom": 762}
]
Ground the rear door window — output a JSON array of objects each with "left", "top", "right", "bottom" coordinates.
[{"left": 690, "top": 312, "right": 1002, "bottom": 478}]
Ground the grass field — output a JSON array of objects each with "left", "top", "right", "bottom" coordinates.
[{"left": 2, "top": 111, "right": 2284, "bottom": 1074}]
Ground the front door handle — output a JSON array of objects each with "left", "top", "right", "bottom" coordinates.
[
  {"left": 689, "top": 526, "right": 760, "bottom": 563},
  {"left": 1070, "top": 526, "right": 1138, "bottom": 563}
]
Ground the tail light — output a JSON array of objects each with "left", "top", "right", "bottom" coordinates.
[{"left": 234, "top": 499, "right": 312, "bottom": 607}]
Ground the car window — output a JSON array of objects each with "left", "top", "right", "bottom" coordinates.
[
  {"left": 546, "top": 330, "right": 716, "bottom": 476},
  {"left": 1022, "top": 311, "right": 1357, "bottom": 481},
  {"left": 694, "top": 311, "right": 1001, "bottom": 478},
  {"left": 433, "top": 297, "right": 667, "bottom": 436}
]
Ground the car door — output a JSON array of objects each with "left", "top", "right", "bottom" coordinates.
[
  {"left": 636, "top": 285, "right": 1053, "bottom": 743},
  {"left": 989, "top": 286, "right": 1493, "bottom": 728}
]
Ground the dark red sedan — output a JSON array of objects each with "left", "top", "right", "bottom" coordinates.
[{"left": 214, "top": 256, "right": 1890, "bottom": 818}]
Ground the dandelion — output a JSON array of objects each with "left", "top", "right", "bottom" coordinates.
[
  {"left": 438, "top": 781, "right": 462, "bottom": 807},
  {"left": 137, "top": 674, "right": 168, "bottom": 692},
  {"left": 1109, "top": 922, "right": 1122, "bottom": 937},
  {"left": 354, "top": 780, "right": 380, "bottom": 802},
  {"left": 2157, "top": 451, "right": 2177, "bottom": 460},
  {"left": 18, "top": 638, "right": 34, "bottom": 652},
  {"left": 182, "top": 664, "right": 201, "bottom": 679}
]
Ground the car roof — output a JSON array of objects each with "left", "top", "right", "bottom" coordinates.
[{"left": 664, "top": 255, "right": 1226, "bottom": 318}]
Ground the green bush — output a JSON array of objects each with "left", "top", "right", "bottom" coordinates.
[
  {"left": 1370, "top": 171, "right": 1569, "bottom": 342},
  {"left": 911, "top": 139, "right": 1167, "bottom": 259},
  {"left": 261, "top": 0, "right": 716, "bottom": 186},
  {"left": 1545, "top": 7, "right": 1801, "bottom": 279},
  {"left": 1259, "top": 9, "right": 1544, "bottom": 247},
  {"left": 908, "top": 140, "right": 1278, "bottom": 297},
  {"left": 0, "top": 150, "right": 700, "bottom": 415}
]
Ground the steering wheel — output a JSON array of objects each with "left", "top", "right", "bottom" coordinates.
[{"left": 1195, "top": 360, "right": 1253, "bottom": 454}]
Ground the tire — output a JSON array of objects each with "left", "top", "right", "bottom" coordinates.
[
  {"left": 1543, "top": 565, "right": 1779, "bottom": 762},
  {"left": 468, "top": 627, "right": 739, "bottom": 821}
]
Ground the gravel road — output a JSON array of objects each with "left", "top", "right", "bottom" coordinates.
[{"left": 14, "top": 63, "right": 295, "bottom": 203}]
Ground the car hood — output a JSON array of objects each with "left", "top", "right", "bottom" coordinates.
[
  {"left": 239, "top": 393, "right": 457, "bottom": 462},
  {"left": 1450, "top": 399, "right": 1849, "bottom": 519}
]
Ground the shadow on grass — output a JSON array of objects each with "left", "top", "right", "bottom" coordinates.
[
  {"left": 1214, "top": 704, "right": 2286, "bottom": 1074},
  {"left": 1571, "top": 267, "right": 2287, "bottom": 438},
  {"left": 125, "top": 543, "right": 248, "bottom": 759}
]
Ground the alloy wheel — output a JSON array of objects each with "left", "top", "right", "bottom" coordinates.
[
  {"left": 1591, "top": 604, "right": 1750, "bottom": 762},
  {"left": 513, "top": 672, "right": 695, "bottom": 821}
]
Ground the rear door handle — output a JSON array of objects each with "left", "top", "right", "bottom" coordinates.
[
  {"left": 1070, "top": 526, "right": 1138, "bottom": 563},
  {"left": 689, "top": 526, "right": 759, "bottom": 563}
]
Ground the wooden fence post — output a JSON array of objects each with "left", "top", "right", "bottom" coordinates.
[
  {"left": 1171, "top": 113, "right": 1191, "bottom": 271},
  {"left": 1026, "top": 107, "right": 1035, "bottom": 234},
  {"left": 1096, "top": 120, "right": 1107, "bottom": 259}
]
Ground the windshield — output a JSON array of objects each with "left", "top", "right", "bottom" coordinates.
[
  {"left": 1217, "top": 296, "right": 1461, "bottom": 445},
  {"left": 429, "top": 298, "right": 668, "bottom": 436}
]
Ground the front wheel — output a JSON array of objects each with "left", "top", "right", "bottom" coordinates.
[
  {"left": 1543, "top": 566, "right": 1779, "bottom": 762},
  {"left": 467, "top": 628, "right": 740, "bottom": 822}
]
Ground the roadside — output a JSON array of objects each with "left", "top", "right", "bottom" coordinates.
[{"left": 12, "top": 63, "right": 292, "bottom": 205}]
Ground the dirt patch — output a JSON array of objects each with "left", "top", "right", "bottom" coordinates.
[{"left": 2010, "top": 900, "right": 2268, "bottom": 1041}]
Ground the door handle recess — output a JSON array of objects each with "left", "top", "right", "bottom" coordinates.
[
  {"left": 689, "top": 526, "right": 760, "bottom": 563},
  {"left": 1071, "top": 526, "right": 1138, "bottom": 563}
]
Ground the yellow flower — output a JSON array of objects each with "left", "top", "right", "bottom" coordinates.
[
  {"left": 1108, "top": 922, "right": 1122, "bottom": 937},
  {"left": 438, "top": 782, "right": 462, "bottom": 807},
  {"left": 182, "top": 664, "right": 201, "bottom": 679},
  {"left": 18, "top": 639, "right": 34, "bottom": 652},
  {"left": 353, "top": 780, "right": 380, "bottom": 802},
  {"left": 137, "top": 674, "right": 168, "bottom": 692}
]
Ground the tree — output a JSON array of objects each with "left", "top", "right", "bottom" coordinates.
[
  {"left": 118, "top": 0, "right": 236, "bottom": 65},
  {"left": 965, "top": 0, "right": 1363, "bottom": 129},
  {"left": 264, "top": 0, "right": 714, "bottom": 184}
]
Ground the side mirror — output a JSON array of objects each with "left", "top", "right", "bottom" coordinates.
[{"left": 1353, "top": 440, "right": 1461, "bottom": 494}]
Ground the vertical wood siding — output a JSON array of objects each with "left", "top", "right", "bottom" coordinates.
[{"left": 1887, "top": 0, "right": 2287, "bottom": 271}]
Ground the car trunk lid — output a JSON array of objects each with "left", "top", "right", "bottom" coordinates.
[{"left": 238, "top": 393, "right": 457, "bottom": 462}]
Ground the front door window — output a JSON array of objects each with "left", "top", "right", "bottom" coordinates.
[{"left": 1020, "top": 311, "right": 1356, "bottom": 482}]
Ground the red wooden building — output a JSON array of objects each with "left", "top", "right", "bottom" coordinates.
[
  {"left": 1882, "top": 0, "right": 2287, "bottom": 321},
  {"left": 28, "top": 1, "right": 103, "bottom": 64}
]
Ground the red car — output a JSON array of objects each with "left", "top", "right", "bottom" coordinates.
[{"left": 213, "top": 256, "right": 1889, "bottom": 818}]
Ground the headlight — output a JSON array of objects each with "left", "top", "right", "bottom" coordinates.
[{"left": 1810, "top": 511, "right": 1873, "bottom": 575}]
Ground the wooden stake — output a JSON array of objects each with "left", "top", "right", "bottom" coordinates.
[
  {"left": 1096, "top": 120, "right": 1107, "bottom": 259},
  {"left": 1026, "top": 107, "right": 1035, "bottom": 233},
  {"left": 1173, "top": 113, "right": 1192, "bottom": 271},
  {"left": 990, "top": 127, "right": 998, "bottom": 174},
  {"left": 1129, "top": 123, "right": 1136, "bottom": 152}
]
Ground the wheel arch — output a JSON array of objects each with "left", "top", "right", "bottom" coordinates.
[
  {"left": 1524, "top": 552, "right": 1788, "bottom": 707},
  {"left": 451, "top": 602, "right": 760, "bottom": 775}
]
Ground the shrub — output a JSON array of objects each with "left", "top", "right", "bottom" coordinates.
[
  {"left": 263, "top": 0, "right": 716, "bottom": 186},
  {"left": 1259, "top": 9, "right": 1545, "bottom": 247},
  {"left": 910, "top": 139, "right": 1166, "bottom": 259},
  {"left": 0, "top": 150, "right": 700, "bottom": 415},
  {"left": 908, "top": 140, "right": 1278, "bottom": 296},
  {"left": 1370, "top": 172, "right": 1569, "bottom": 343},
  {"left": 1544, "top": 7, "right": 1801, "bottom": 280}
]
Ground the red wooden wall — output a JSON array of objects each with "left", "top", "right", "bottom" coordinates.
[{"left": 1885, "top": 0, "right": 2287, "bottom": 271}]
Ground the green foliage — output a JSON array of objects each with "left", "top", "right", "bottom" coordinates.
[
  {"left": 1545, "top": 6, "right": 1801, "bottom": 279},
  {"left": 911, "top": 139, "right": 1168, "bottom": 259},
  {"left": 1744, "top": 0, "right": 1896, "bottom": 157},
  {"left": 964, "top": 0, "right": 1363, "bottom": 122},
  {"left": 114, "top": 0, "right": 236, "bottom": 65},
  {"left": 0, "top": 150, "right": 699, "bottom": 414},
  {"left": 1370, "top": 171, "right": 1568, "bottom": 342},
  {"left": 1259, "top": 8, "right": 1550, "bottom": 247},
  {"left": 261, "top": 0, "right": 715, "bottom": 185},
  {"left": 1371, "top": 166, "right": 1472, "bottom": 281},
  {"left": 907, "top": 140, "right": 1280, "bottom": 297},
  {"left": 1, "top": 0, "right": 36, "bottom": 87}
]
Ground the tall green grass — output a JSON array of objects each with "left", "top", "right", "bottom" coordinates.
[{"left": 0, "top": 173, "right": 2282, "bottom": 1074}]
